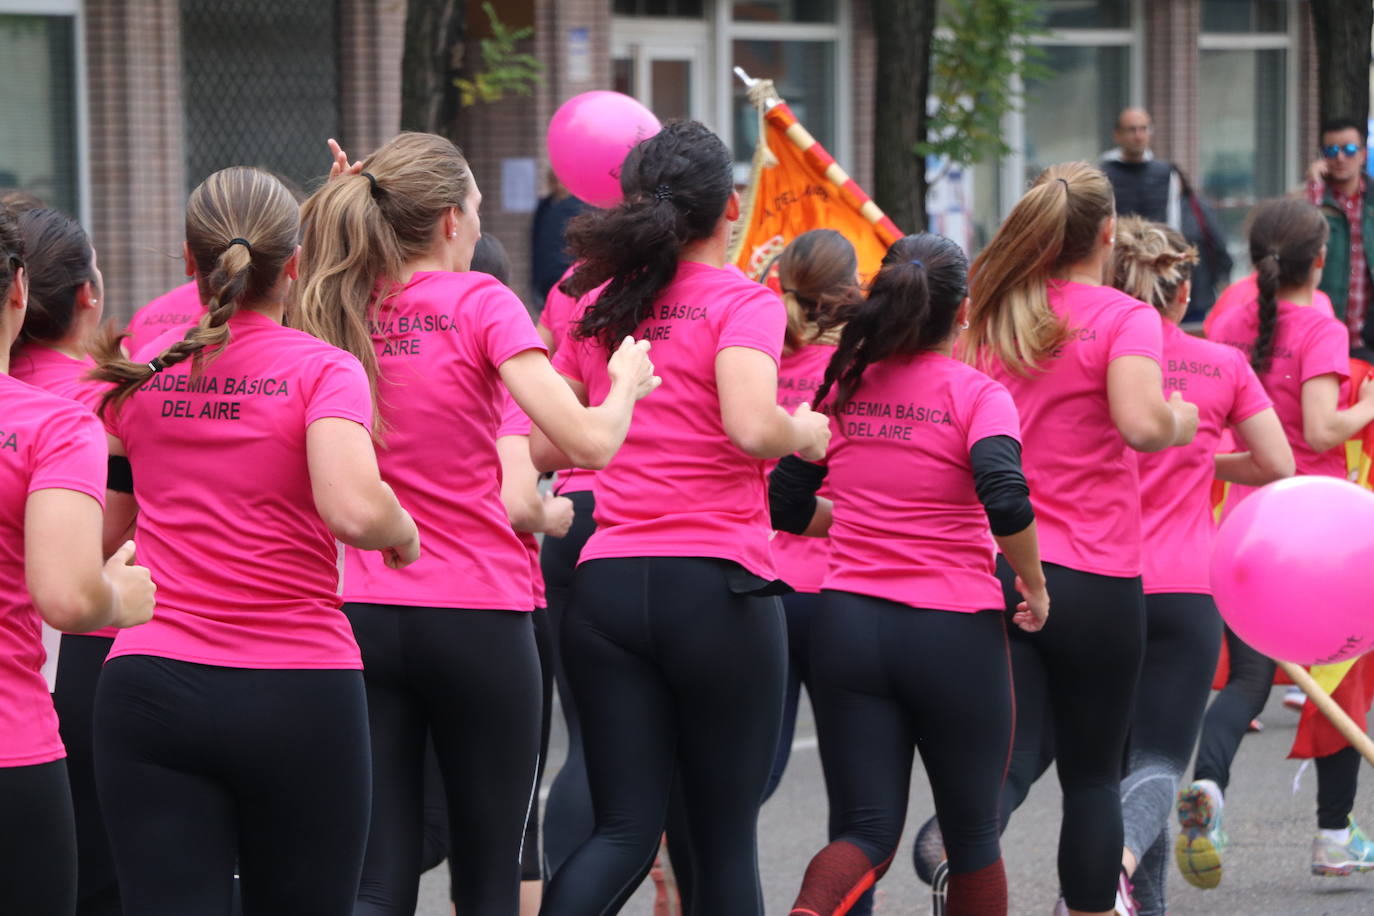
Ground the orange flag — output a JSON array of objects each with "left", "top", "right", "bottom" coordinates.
[{"left": 729, "top": 77, "right": 902, "bottom": 290}]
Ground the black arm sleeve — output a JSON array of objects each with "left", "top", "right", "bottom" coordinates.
[
  {"left": 768, "top": 455, "right": 828, "bottom": 535},
  {"left": 106, "top": 455, "right": 134, "bottom": 495},
  {"left": 970, "top": 435, "right": 1034, "bottom": 537}
]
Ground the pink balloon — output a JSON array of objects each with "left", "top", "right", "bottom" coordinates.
[
  {"left": 547, "top": 91, "right": 662, "bottom": 208},
  {"left": 1211, "top": 476, "right": 1374, "bottom": 665}
]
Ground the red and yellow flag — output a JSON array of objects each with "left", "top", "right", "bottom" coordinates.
[{"left": 729, "top": 79, "right": 902, "bottom": 289}]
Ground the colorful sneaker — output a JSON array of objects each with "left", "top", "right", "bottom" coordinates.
[
  {"left": 913, "top": 816, "right": 945, "bottom": 886},
  {"left": 1175, "top": 779, "right": 1227, "bottom": 889},
  {"left": 930, "top": 859, "right": 948, "bottom": 915},
  {"left": 1113, "top": 869, "right": 1139, "bottom": 915},
  {"left": 1247, "top": 717, "right": 1264, "bottom": 733},
  {"left": 1311, "top": 818, "right": 1374, "bottom": 876},
  {"left": 1284, "top": 686, "right": 1307, "bottom": 710}
]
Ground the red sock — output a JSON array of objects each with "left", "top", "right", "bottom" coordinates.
[
  {"left": 788, "top": 840, "right": 892, "bottom": 916},
  {"left": 947, "top": 858, "right": 1008, "bottom": 916}
]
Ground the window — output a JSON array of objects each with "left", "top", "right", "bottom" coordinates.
[
  {"left": 1199, "top": 0, "right": 1297, "bottom": 259},
  {"left": 733, "top": 0, "right": 836, "bottom": 23},
  {"left": 181, "top": 0, "right": 341, "bottom": 193},
  {"left": 614, "top": 0, "right": 706, "bottom": 16},
  {"left": 731, "top": 39, "right": 836, "bottom": 164},
  {"left": 0, "top": 8, "right": 82, "bottom": 217}
]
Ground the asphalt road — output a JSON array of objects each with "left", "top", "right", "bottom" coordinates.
[{"left": 417, "top": 686, "right": 1374, "bottom": 915}]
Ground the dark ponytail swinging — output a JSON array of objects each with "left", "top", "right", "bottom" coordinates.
[
  {"left": 12, "top": 208, "right": 96, "bottom": 358},
  {"left": 1246, "top": 197, "right": 1329, "bottom": 373},
  {"left": 561, "top": 120, "right": 734, "bottom": 350},
  {"left": 93, "top": 167, "right": 300, "bottom": 412},
  {"left": 815, "top": 233, "right": 969, "bottom": 415}
]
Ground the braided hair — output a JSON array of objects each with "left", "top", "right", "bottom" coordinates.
[{"left": 1246, "top": 198, "right": 1329, "bottom": 373}]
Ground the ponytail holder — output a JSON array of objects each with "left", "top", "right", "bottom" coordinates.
[
  {"left": 1055, "top": 177, "right": 1070, "bottom": 192},
  {"left": 653, "top": 184, "right": 674, "bottom": 202},
  {"left": 147, "top": 357, "right": 166, "bottom": 374},
  {"left": 910, "top": 258, "right": 924, "bottom": 269},
  {"left": 362, "top": 171, "right": 383, "bottom": 198},
  {"left": 227, "top": 237, "right": 252, "bottom": 253}
]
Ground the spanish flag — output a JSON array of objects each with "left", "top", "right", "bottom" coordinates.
[{"left": 728, "top": 76, "right": 902, "bottom": 289}]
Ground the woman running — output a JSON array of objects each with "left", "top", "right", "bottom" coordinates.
[
  {"left": 771, "top": 232, "right": 1048, "bottom": 916},
  {"left": 90, "top": 166, "right": 419, "bottom": 916},
  {"left": 9, "top": 206, "right": 141, "bottom": 916},
  {"left": 0, "top": 203, "right": 155, "bottom": 916},
  {"left": 1185, "top": 197, "right": 1374, "bottom": 883},
  {"left": 1105, "top": 216, "right": 1292, "bottom": 915},
  {"left": 962, "top": 162, "right": 1197, "bottom": 916},
  {"left": 537, "top": 119, "right": 829, "bottom": 916},
  {"left": 293, "top": 131, "right": 656, "bottom": 916}
]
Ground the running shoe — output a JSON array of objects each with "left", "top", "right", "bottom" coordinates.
[
  {"left": 1311, "top": 818, "right": 1374, "bottom": 876},
  {"left": 1284, "top": 686, "right": 1307, "bottom": 711},
  {"left": 913, "top": 815, "right": 945, "bottom": 886},
  {"left": 1114, "top": 869, "right": 1139, "bottom": 915},
  {"left": 1175, "top": 779, "right": 1227, "bottom": 889},
  {"left": 930, "top": 859, "right": 948, "bottom": 915},
  {"left": 1247, "top": 717, "right": 1264, "bottom": 733}
]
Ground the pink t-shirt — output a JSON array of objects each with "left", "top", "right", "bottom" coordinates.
[
  {"left": 554, "top": 261, "right": 786, "bottom": 578},
  {"left": 125, "top": 282, "right": 205, "bottom": 356},
  {"left": 11, "top": 346, "right": 119, "bottom": 639},
  {"left": 497, "top": 391, "right": 547, "bottom": 609},
  {"left": 770, "top": 343, "right": 835, "bottom": 593},
  {"left": 1208, "top": 300, "right": 1350, "bottom": 478},
  {"left": 1137, "top": 320, "right": 1272, "bottom": 594},
  {"left": 343, "top": 271, "right": 545, "bottom": 611},
  {"left": 105, "top": 310, "right": 372, "bottom": 669},
  {"left": 538, "top": 268, "right": 598, "bottom": 497},
  {"left": 1204, "top": 274, "right": 1335, "bottom": 338},
  {"left": 821, "top": 352, "right": 1021, "bottom": 611},
  {"left": 0, "top": 375, "right": 106, "bottom": 765},
  {"left": 984, "top": 282, "right": 1163, "bottom": 577}
]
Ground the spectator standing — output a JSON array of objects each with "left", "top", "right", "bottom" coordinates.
[{"left": 1307, "top": 117, "right": 1374, "bottom": 358}]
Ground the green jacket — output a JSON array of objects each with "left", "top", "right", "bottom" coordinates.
[{"left": 1316, "top": 180, "right": 1374, "bottom": 323}]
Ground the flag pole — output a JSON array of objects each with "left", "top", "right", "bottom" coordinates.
[{"left": 1279, "top": 661, "right": 1374, "bottom": 767}]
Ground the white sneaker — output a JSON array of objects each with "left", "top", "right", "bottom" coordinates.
[{"left": 1284, "top": 686, "right": 1307, "bottom": 711}]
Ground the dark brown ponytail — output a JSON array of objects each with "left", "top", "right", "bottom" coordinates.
[{"left": 1246, "top": 197, "right": 1329, "bottom": 373}]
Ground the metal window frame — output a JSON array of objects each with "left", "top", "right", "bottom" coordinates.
[{"left": 0, "top": 0, "right": 90, "bottom": 227}]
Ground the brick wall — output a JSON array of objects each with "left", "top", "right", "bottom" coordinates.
[
  {"left": 1144, "top": 0, "right": 1200, "bottom": 181},
  {"left": 850, "top": 0, "right": 875, "bottom": 195},
  {"left": 339, "top": 0, "right": 405, "bottom": 159},
  {"left": 85, "top": 0, "right": 187, "bottom": 325}
]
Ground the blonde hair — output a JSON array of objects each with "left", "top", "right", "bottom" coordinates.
[
  {"left": 963, "top": 161, "right": 1115, "bottom": 375},
  {"left": 292, "top": 132, "right": 473, "bottom": 413},
  {"left": 94, "top": 167, "right": 299, "bottom": 412},
  {"left": 1108, "top": 215, "right": 1198, "bottom": 314}
]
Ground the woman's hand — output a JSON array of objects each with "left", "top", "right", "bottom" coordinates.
[
  {"left": 792, "top": 402, "right": 831, "bottom": 462},
  {"left": 1012, "top": 575, "right": 1049, "bottom": 633},
  {"left": 607, "top": 336, "right": 660, "bottom": 401}
]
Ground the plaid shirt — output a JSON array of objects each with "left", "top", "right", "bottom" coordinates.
[{"left": 1309, "top": 177, "right": 1369, "bottom": 347}]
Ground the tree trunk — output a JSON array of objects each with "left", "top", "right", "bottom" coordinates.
[
  {"left": 1309, "top": 0, "right": 1373, "bottom": 131},
  {"left": 400, "top": 0, "right": 467, "bottom": 135},
  {"left": 871, "top": 0, "right": 936, "bottom": 234}
]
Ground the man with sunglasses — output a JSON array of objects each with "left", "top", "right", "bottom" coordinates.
[{"left": 1307, "top": 117, "right": 1373, "bottom": 357}]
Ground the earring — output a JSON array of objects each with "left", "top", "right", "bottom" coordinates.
[{"left": 960, "top": 320, "right": 970, "bottom": 330}]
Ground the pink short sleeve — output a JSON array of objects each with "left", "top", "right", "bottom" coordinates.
[
  {"left": 965, "top": 380, "right": 1022, "bottom": 451},
  {"left": 304, "top": 352, "right": 375, "bottom": 433},
  {"left": 552, "top": 330, "right": 590, "bottom": 385},
  {"left": 1226, "top": 349, "right": 1274, "bottom": 426},
  {"left": 497, "top": 391, "right": 533, "bottom": 438},
  {"left": 476, "top": 283, "right": 548, "bottom": 370},
  {"left": 30, "top": 405, "right": 106, "bottom": 507},
  {"left": 1108, "top": 300, "right": 1164, "bottom": 364},
  {"left": 717, "top": 287, "right": 786, "bottom": 364},
  {"left": 1299, "top": 316, "right": 1351, "bottom": 384}
]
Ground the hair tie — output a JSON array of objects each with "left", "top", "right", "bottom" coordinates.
[
  {"left": 654, "top": 184, "right": 673, "bottom": 202},
  {"left": 910, "top": 258, "right": 924, "bottom": 269},
  {"left": 362, "top": 171, "right": 382, "bottom": 197},
  {"left": 147, "top": 357, "right": 166, "bottom": 374},
  {"left": 1055, "top": 177, "right": 1070, "bottom": 192},
  {"left": 227, "top": 237, "right": 252, "bottom": 253}
]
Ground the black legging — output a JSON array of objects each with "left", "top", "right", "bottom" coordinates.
[
  {"left": 1121, "top": 593, "right": 1223, "bottom": 915},
  {"left": 94, "top": 655, "right": 370, "bottom": 915},
  {"left": 52, "top": 633, "right": 119, "bottom": 916},
  {"left": 540, "top": 556, "right": 787, "bottom": 916},
  {"left": 998, "top": 559, "right": 1145, "bottom": 914},
  {"left": 345, "top": 603, "right": 542, "bottom": 916},
  {"left": 764, "top": 590, "right": 819, "bottom": 800},
  {"left": 540, "top": 489, "right": 597, "bottom": 878},
  {"left": 1193, "top": 626, "right": 1360, "bottom": 831},
  {"left": 0, "top": 759, "right": 75, "bottom": 916},
  {"left": 810, "top": 593, "right": 1012, "bottom": 876}
]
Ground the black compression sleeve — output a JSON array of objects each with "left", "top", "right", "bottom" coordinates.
[
  {"left": 106, "top": 456, "right": 134, "bottom": 495},
  {"left": 768, "top": 455, "right": 828, "bottom": 535},
  {"left": 970, "top": 435, "right": 1034, "bottom": 536}
]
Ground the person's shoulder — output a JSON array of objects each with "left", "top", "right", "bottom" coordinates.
[{"left": 1, "top": 373, "right": 93, "bottom": 426}]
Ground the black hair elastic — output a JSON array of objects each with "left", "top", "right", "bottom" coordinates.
[
  {"left": 227, "top": 237, "right": 252, "bottom": 252},
  {"left": 654, "top": 184, "right": 673, "bottom": 202},
  {"left": 1055, "top": 177, "right": 1070, "bottom": 192},
  {"left": 362, "top": 171, "right": 382, "bottom": 197},
  {"left": 147, "top": 356, "right": 166, "bottom": 374}
]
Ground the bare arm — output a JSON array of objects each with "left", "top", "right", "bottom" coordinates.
[
  {"left": 306, "top": 418, "right": 419, "bottom": 566},
  {"left": 717, "top": 347, "right": 829, "bottom": 460},
  {"left": 25, "top": 489, "right": 154, "bottom": 632},
  {"left": 1213, "top": 407, "right": 1296, "bottom": 485},
  {"left": 1107, "top": 355, "right": 1198, "bottom": 452},
  {"left": 1302, "top": 374, "right": 1374, "bottom": 454}
]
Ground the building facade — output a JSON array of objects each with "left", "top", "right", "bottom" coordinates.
[{"left": 0, "top": 0, "right": 1327, "bottom": 322}]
